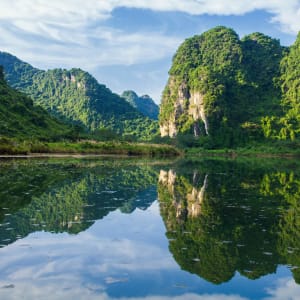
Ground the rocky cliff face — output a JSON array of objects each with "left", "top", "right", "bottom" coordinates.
[{"left": 159, "top": 78, "right": 208, "bottom": 137}]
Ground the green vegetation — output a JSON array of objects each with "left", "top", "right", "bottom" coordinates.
[
  {"left": 2, "top": 26, "right": 300, "bottom": 154},
  {"left": 276, "top": 32, "right": 300, "bottom": 140},
  {"left": 0, "top": 57, "right": 174, "bottom": 156},
  {"left": 185, "top": 140, "right": 300, "bottom": 157},
  {"left": 121, "top": 90, "right": 159, "bottom": 120},
  {"left": 159, "top": 26, "right": 300, "bottom": 149},
  {"left": 0, "top": 52, "right": 158, "bottom": 141},
  {"left": 158, "top": 158, "right": 300, "bottom": 284},
  {"left": 0, "top": 66, "right": 76, "bottom": 141},
  {"left": 0, "top": 138, "right": 181, "bottom": 156}
]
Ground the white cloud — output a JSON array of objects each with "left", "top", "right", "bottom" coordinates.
[
  {"left": 0, "top": 0, "right": 299, "bottom": 66},
  {"left": 0, "top": 0, "right": 299, "bottom": 100},
  {"left": 263, "top": 278, "right": 300, "bottom": 300},
  {"left": 0, "top": 282, "right": 249, "bottom": 300},
  {"left": 0, "top": 0, "right": 299, "bottom": 35},
  {"left": 0, "top": 18, "right": 181, "bottom": 71}
]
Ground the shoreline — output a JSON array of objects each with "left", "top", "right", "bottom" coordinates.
[
  {"left": 0, "top": 153, "right": 135, "bottom": 158},
  {"left": 0, "top": 141, "right": 182, "bottom": 157},
  {"left": 1, "top": 151, "right": 299, "bottom": 159}
]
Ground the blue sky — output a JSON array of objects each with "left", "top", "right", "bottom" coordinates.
[{"left": 0, "top": 0, "right": 299, "bottom": 103}]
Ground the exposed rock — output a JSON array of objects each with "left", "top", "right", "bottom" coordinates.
[
  {"left": 160, "top": 85, "right": 209, "bottom": 137},
  {"left": 189, "top": 92, "right": 209, "bottom": 135}
]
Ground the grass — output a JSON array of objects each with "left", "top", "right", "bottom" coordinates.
[
  {"left": 2, "top": 136, "right": 299, "bottom": 159},
  {"left": 185, "top": 140, "right": 300, "bottom": 158},
  {"left": 0, "top": 138, "right": 182, "bottom": 157}
]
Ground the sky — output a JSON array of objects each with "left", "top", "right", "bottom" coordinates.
[{"left": 0, "top": 0, "right": 299, "bottom": 103}]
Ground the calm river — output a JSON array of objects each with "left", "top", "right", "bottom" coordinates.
[{"left": 0, "top": 157, "right": 299, "bottom": 300}]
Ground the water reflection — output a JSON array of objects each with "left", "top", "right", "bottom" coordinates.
[
  {"left": 0, "top": 159, "right": 158, "bottom": 247},
  {"left": 158, "top": 159, "right": 300, "bottom": 284},
  {"left": 1, "top": 158, "right": 300, "bottom": 299}
]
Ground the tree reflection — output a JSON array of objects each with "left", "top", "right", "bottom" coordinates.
[
  {"left": 158, "top": 159, "right": 300, "bottom": 284},
  {"left": 0, "top": 159, "right": 158, "bottom": 246}
]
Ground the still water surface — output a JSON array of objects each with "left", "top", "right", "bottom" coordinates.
[{"left": 0, "top": 157, "right": 299, "bottom": 300}]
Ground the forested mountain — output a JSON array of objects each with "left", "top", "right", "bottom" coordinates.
[
  {"left": 121, "top": 90, "right": 159, "bottom": 120},
  {"left": 159, "top": 26, "right": 299, "bottom": 147},
  {"left": 0, "top": 66, "right": 73, "bottom": 140},
  {"left": 0, "top": 52, "right": 158, "bottom": 140}
]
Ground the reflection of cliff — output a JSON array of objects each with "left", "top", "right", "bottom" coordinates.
[
  {"left": 159, "top": 170, "right": 208, "bottom": 219},
  {"left": 158, "top": 161, "right": 300, "bottom": 285},
  {"left": 0, "top": 160, "right": 158, "bottom": 247}
]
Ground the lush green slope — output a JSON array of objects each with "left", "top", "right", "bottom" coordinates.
[
  {"left": 241, "top": 32, "right": 284, "bottom": 122},
  {"left": 121, "top": 90, "right": 159, "bottom": 120},
  {"left": 267, "top": 31, "right": 300, "bottom": 141},
  {"left": 0, "top": 66, "right": 74, "bottom": 141},
  {"left": 159, "top": 26, "right": 290, "bottom": 148},
  {"left": 0, "top": 52, "right": 41, "bottom": 89},
  {"left": 0, "top": 52, "right": 158, "bottom": 141}
]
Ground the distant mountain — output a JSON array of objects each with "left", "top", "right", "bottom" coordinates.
[
  {"left": 0, "top": 52, "right": 158, "bottom": 140},
  {"left": 121, "top": 90, "right": 159, "bottom": 120},
  {"left": 0, "top": 66, "right": 73, "bottom": 140}
]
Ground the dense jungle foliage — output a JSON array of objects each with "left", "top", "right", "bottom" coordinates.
[
  {"left": 160, "top": 26, "right": 300, "bottom": 148},
  {"left": 0, "top": 66, "right": 75, "bottom": 141}
]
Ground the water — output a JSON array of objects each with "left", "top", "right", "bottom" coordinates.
[{"left": 0, "top": 157, "right": 300, "bottom": 300}]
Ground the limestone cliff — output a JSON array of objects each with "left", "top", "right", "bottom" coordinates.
[
  {"left": 159, "top": 26, "right": 285, "bottom": 145},
  {"left": 159, "top": 77, "right": 209, "bottom": 137}
]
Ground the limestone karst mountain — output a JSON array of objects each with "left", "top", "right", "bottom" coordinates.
[{"left": 159, "top": 26, "right": 293, "bottom": 147}]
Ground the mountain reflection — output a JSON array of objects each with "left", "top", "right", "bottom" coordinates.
[
  {"left": 0, "top": 159, "right": 158, "bottom": 247},
  {"left": 158, "top": 159, "right": 300, "bottom": 284}
]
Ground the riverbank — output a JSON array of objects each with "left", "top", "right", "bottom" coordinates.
[
  {"left": 2, "top": 138, "right": 299, "bottom": 159},
  {"left": 185, "top": 142, "right": 300, "bottom": 158},
  {"left": 0, "top": 139, "right": 181, "bottom": 157}
]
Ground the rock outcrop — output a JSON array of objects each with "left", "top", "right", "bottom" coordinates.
[{"left": 160, "top": 77, "right": 209, "bottom": 137}]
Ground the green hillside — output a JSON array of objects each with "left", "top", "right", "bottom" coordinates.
[
  {"left": 0, "top": 52, "right": 158, "bottom": 141},
  {"left": 0, "top": 66, "right": 73, "bottom": 141}
]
